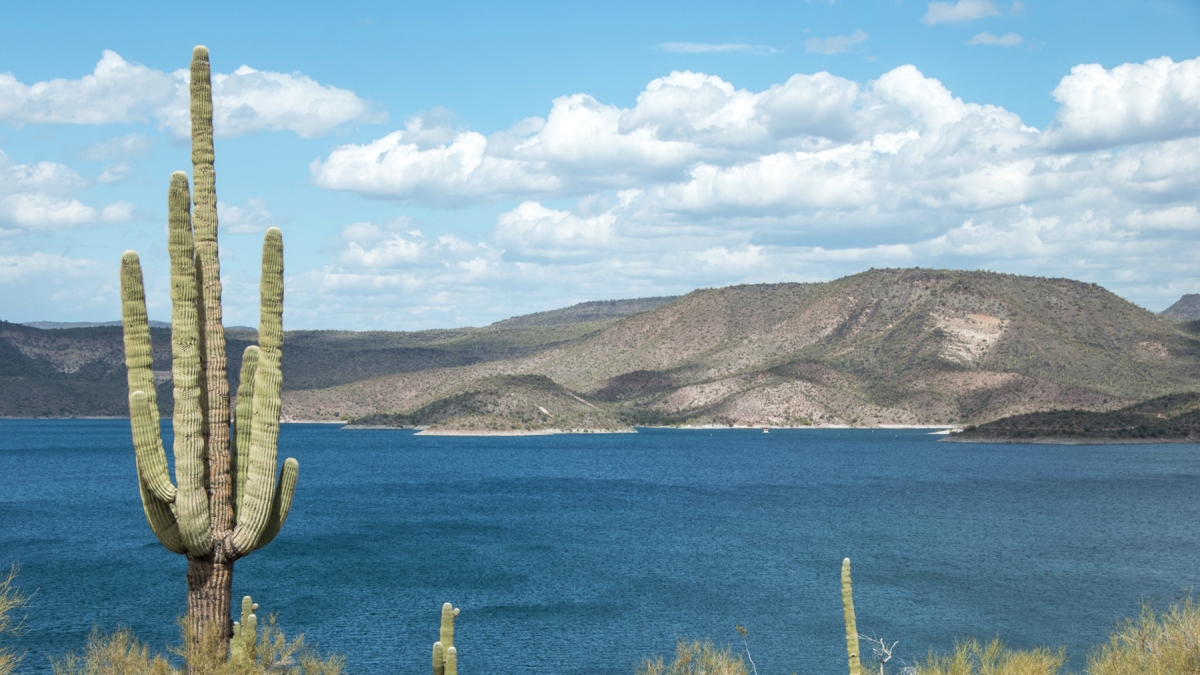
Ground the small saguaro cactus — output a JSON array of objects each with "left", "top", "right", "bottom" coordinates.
[
  {"left": 230, "top": 596, "right": 260, "bottom": 663},
  {"left": 432, "top": 603, "right": 461, "bottom": 675},
  {"left": 842, "top": 558, "right": 862, "bottom": 675},
  {"left": 120, "top": 45, "right": 298, "bottom": 653}
]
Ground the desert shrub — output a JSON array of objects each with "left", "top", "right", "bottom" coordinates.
[
  {"left": 0, "top": 566, "right": 29, "bottom": 675},
  {"left": 52, "top": 628, "right": 175, "bottom": 675},
  {"left": 53, "top": 615, "right": 342, "bottom": 675},
  {"left": 1086, "top": 598, "right": 1200, "bottom": 675},
  {"left": 913, "top": 637, "right": 1065, "bottom": 675},
  {"left": 636, "top": 639, "right": 748, "bottom": 675}
]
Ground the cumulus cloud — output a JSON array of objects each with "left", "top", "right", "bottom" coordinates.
[
  {"left": 0, "top": 50, "right": 381, "bottom": 138},
  {"left": 921, "top": 0, "right": 999, "bottom": 25},
  {"left": 218, "top": 198, "right": 281, "bottom": 234},
  {"left": 296, "top": 54, "right": 1200, "bottom": 326},
  {"left": 659, "top": 43, "right": 781, "bottom": 55},
  {"left": 1044, "top": 56, "right": 1200, "bottom": 150},
  {"left": 967, "top": 32, "right": 1023, "bottom": 47},
  {"left": 804, "top": 30, "right": 869, "bottom": 55}
]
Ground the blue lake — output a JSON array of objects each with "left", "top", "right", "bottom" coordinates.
[{"left": 2, "top": 420, "right": 1200, "bottom": 674}]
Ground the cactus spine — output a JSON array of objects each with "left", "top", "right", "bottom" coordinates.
[
  {"left": 841, "top": 558, "right": 862, "bottom": 675},
  {"left": 432, "top": 603, "right": 461, "bottom": 675},
  {"left": 120, "top": 46, "right": 297, "bottom": 653}
]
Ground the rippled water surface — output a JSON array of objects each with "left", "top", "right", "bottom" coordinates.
[{"left": 2, "top": 420, "right": 1200, "bottom": 674}]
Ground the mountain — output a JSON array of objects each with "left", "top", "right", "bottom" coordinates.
[
  {"left": 282, "top": 269, "right": 1200, "bottom": 429},
  {"left": 1162, "top": 294, "right": 1200, "bottom": 321},
  {"left": 6, "top": 270, "right": 1199, "bottom": 428},
  {"left": 0, "top": 297, "right": 669, "bottom": 417}
]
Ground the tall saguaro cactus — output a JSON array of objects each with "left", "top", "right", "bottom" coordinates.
[
  {"left": 841, "top": 558, "right": 862, "bottom": 675},
  {"left": 120, "top": 46, "right": 298, "bottom": 652},
  {"left": 432, "top": 603, "right": 460, "bottom": 675}
]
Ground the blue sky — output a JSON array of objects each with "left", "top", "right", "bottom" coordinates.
[{"left": 1, "top": 0, "right": 1198, "bottom": 329}]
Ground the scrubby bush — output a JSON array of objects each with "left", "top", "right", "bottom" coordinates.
[
  {"left": 1086, "top": 598, "right": 1200, "bottom": 675},
  {"left": 636, "top": 639, "right": 748, "bottom": 675},
  {"left": 51, "top": 615, "right": 343, "bottom": 675},
  {"left": 0, "top": 566, "right": 28, "bottom": 675},
  {"left": 912, "top": 638, "right": 1065, "bottom": 675}
]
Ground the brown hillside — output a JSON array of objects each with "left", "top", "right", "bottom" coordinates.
[{"left": 283, "top": 269, "right": 1200, "bottom": 428}]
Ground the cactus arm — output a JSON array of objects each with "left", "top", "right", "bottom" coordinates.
[
  {"left": 841, "top": 558, "right": 862, "bottom": 675},
  {"left": 232, "top": 346, "right": 259, "bottom": 518},
  {"left": 230, "top": 228, "right": 284, "bottom": 554},
  {"left": 445, "top": 646, "right": 457, "bottom": 675},
  {"left": 432, "top": 642, "right": 445, "bottom": 675},
  {"left": 129, "top": 391, "right": 186, "bottom": 553},
  {"left": 440, "top": 603, "right": 459, "bottom": 650},
  {"left": 120, "top": 253, "right": 177, "bottom": 504},
  {"left": 167, "top": 171, "right": 212, "bottom": 556},
  {"left": 190, "top": 45, "right": 234, "bottom": 536},
  {"left": 252, "top": 458, "right": 298, "bottom": 551}
]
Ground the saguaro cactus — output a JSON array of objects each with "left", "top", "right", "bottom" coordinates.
[
  {"left": 230, "top": 596, "right": 260, "bottom": 663},
  {"left": 432, "top": 603, "right": 461, "bottom": 675},
  {"left": 120, "top": 46, "right": 297, "bottom": 652},
  {"left": 841, "top": 558, "right": 862, "bottom": 675}
]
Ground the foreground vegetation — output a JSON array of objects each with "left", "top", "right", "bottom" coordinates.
[{"left": 6, "top": 563, "right": 1200, "bottom": 674}]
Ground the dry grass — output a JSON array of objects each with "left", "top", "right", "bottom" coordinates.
[
  {"left": 913, "top": 638, "right": 1065, "bottom": 675},
  {"left": 51, "top": 616, "right": 343, "bottom": 675},
  {"left": 0, "top": 566, "right": 29, "bottom": 675},
  {"left": 636, "top": 639, "right": 749, "bottom": 675},
  {"left": 1086, "top": 599, "right": 1200, "bottom": 675}
]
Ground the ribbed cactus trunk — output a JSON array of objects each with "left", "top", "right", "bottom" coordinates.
[
  {"left": 120, "top": 46, "right": 298, "bottom": 664},
  {"left": 841, "top": 558, "right": 862, "bottom": 675}
]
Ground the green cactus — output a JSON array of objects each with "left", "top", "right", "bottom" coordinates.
[
  {"left": 230, "top": 596, "right": 260, "bottom": 663},
  {"left": 842, "top": 558, "right": 862, "bottom": 675},
  {"left": 432, "top": 603, "right": 461, "bottom": 675},
  {"left": 120, "top": 45, "right": 298, "bottom": 651}
]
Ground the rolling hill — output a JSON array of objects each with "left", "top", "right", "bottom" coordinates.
[
  {"left": 4, "top": 271, "right": 1198, "bottom": 430},
  {"left": 281, "top": 269, "right": 1200, "bottom": 429}
]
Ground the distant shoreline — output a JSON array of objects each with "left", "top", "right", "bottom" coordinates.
[{"left": 943, "top": 435, "right": 1198, "bottom": 445}]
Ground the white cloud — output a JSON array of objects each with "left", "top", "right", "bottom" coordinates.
[
  {"left": 659, "top": 43, "right": 781, "bottom": 55},
  {"left": 100, "top": 201, "right": 136, "bottom": 223},
  {"left": 294, "top": 56, "right": 1200, "bottom": 326},
  {"left": 0, "top": 194, "right": 96, "bottom": 228},
  {"left": 1044, "top": 56, "right": 1200, "bottom": 150},
  {"left": 0, "top": 150, "right": 89, "bottom": 196},
  {"left": 0, "top": 252, "right": 103, "bottom": 283},
  {"left": 967, "top": 32, "right": 1023, "bottom": 47},
  {"left": 1125, "top": 206, "right": 1200, "bottom": 231},
  {"left": 218, "top": 198, "right": 279, "bottom": 234},
  {"left": 0, "top": 50, "right": 381, "bottom": 138},
  {"left": 495, "top": 201, "right": 619, "bottom": 257},
  {"left": 804, "top": 30, "right": 869, "bottom": 55},
  {"left": 97, "top": 162, "right": 131, "bottom": 184},
  {"left": 921, "top": 0, "right": 999, "bottom": 25}
]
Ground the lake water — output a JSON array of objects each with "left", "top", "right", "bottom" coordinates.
[{"left": 2, "top": 420, "right": 1199, "bottom": 675}]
